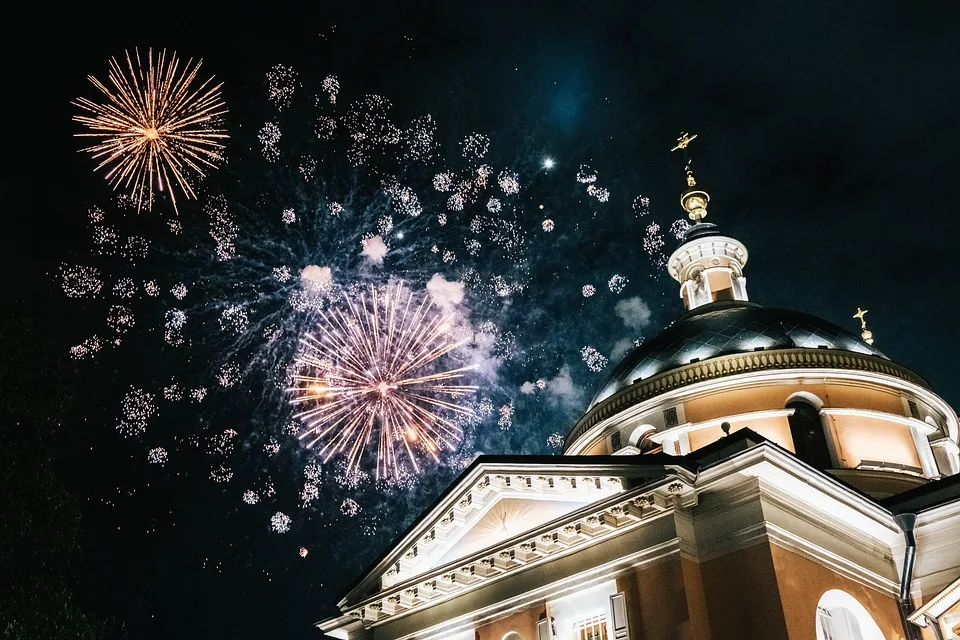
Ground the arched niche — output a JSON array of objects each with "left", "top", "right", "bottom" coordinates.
[
  {"left": 815, "top": 590, "right": 884, "bottom": 640},
  {"left": 785, "top": 391, "right": 825, "bottom": 411},
  {"left": 785, "top": 392, "right": 831, "bottom": 469}
]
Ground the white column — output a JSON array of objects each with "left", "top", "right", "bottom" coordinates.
[
  {"left": 909, "top": 425, "right": 940, "bottom": 479},
  {"left": 931, "top": 438, "right": 960, "bottom": 476}
]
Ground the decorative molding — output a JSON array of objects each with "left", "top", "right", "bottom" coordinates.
[
  {"left": 569, "top": 350, "right": 929, "bottom": 447},
  {"left": 340, "top": 462, "right": 663, "bottom": 608},
  {"left": 649, "top": 408, "right": 795, "bottom": 442},
  {"left": 565, "top": 349, "right": 942, "bottom": 454},
  {"left": 694, "top": 444, "right": 900, "bottom": 544},
  {"left": 681, "top": 469, "right": 899, "bottom": 595},
  {"left": 383, "top": 473, "right": 626, "bottom": 587},
  {"left": 667, "top": 235, "right": 748, "bottom": 282},
  {"left": 765, "top": 523, "right": 900, "bottom": 596},
  {"left": 908, "top": 575, "right": 960, "bottom": 625},
  {"left": 344, "top": 478, "right": 697, "bottom": 626},
  {"left": 820, "top": 408, "right": 939, "bottom": 434}
]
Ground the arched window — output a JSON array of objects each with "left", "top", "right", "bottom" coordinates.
[
  {"left": 815, "top": 590, "right": 884, "bottom": 640},
  {"left": 786, "top": 393, "right": 832, "bottom": 470},
  {"left": 501, "top": 632, "right": 523, "bottom": 640}
]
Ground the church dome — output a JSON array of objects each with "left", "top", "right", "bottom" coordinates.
[
  {"left": 563, "top": 133, "right": 959, "bottom": 499},
  {"left": 590, "top": 300, "right": 887, "bottom": 408}
]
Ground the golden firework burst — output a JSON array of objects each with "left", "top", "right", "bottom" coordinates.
[{"left": 73, "top": 48, "right": 228, "bottom": 213}]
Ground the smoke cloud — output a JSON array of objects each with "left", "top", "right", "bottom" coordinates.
[
  {"left": 361, "top": 235, "right": 388, "bottom": 263},
  {"left": 300, "top": 265, "right": 333, "bottom": 292},
  {"left": 426, "top": 273, "right": 465, "bottom": 310},
  {"left": 615, "top": 296, "right": 653, "bottom": 333}
]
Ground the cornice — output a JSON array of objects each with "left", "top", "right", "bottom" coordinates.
[
  {"left": 340, "top": 461, "right": 671, "bottom": 607},
  {"left": 908, "top": 574, "right": 960, "bottom": 624},
  {"left": 667, "top": 234, "right": 748, "bottom": 282},
  {"left": 765, "top": 523, "right": 900, "bottom": 596},
  {"left": 694, "top": 443, "right": 899, "bottom": 538},
  {"left": 566, "top": 348, "right": 934, "bottom": 453},
  {"left": 343, "top": 476, "right": 697, "bottom": 627}
]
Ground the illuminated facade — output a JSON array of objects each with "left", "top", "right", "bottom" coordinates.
[{"left": 318, "top": 140, "right": 960, "bottom": 640}]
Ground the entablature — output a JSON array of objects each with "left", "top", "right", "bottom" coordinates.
[{"left": 342, "top": 473, "right": 696, "bottom": 627}]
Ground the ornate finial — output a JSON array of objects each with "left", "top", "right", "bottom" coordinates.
[
  {"left": 853, "top": 307, "right": 874, "bottom": 345},
  {"left": 671, "top": 132, "right": 698, "bottom": 152},
  {"left": 671, "top": 131, "right": 710, "bottom": 223}
]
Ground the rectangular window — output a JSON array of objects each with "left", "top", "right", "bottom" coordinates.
[
  {"left": 908, "top": 400, "right": 920, "bottom": 419},
  {"left": 574, "top": 615, "right": 608, "bottom": 640},
  {"left": 663, "top": 407, "right": 679, "bottom": 428},
  {"left": 610, "top": 431, "right": 622, "bottom": 451},
  {"left": 816, "top": 606, "right": 836, "bottom": 640},
  {"left": 537, "top": 617, "right": 552, "bottom": 640}
]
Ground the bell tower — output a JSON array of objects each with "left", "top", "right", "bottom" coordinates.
[{"left": 666, "top": 132, "right": 749, "bottom": 310}]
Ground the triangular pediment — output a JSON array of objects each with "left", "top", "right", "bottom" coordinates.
[
  {"left": 433, "top": 497, "right": 593, "bottom": 567},
  {"left": 340, "top": 456, "right": 668, "bottom": 609},
  {"left": 379, "top": 469, "right": 625, "bottom": 590}
]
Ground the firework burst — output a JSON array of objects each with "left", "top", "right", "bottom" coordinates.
[
  {"left": 290, "top": 283, "right": 477, "bottom": 480},
  {"left": 73, "top": 48, "right": 229, "bottom": 213}
]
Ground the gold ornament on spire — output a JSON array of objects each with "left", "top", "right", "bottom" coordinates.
[
  {"left": 671, "top": 131, "right": 710, "bottom": 223},
  {"left": 853, "top": 307, "right": 874, "bottom": 345},
  {"left": 670, "top": 131, "right": 698, "bottom": 152}
]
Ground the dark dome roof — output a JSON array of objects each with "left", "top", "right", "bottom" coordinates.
[{"left": 590, "top": 300, "right": 887, "bottom": 407}]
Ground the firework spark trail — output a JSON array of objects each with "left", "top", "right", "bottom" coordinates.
[
  {"left": 73, "top": 48, "right": 228, "bottom": 213},
  {"left": 290, "top": 283, "right": 477, "bottom": 480}
]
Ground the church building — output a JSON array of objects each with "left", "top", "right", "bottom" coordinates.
[{"left": 318, "top": 135, "right": 960, "bottom": 640}]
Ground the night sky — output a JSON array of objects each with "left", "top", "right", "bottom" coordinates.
[{"left": 3, "top": 1, "right": 960, "bottom": 638}]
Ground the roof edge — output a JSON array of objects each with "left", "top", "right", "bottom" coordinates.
[{"left": 336, "top": 453, "right": 690, "bottom": 607}]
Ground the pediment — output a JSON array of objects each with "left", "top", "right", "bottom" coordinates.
[
  {"left": 339, "top": 457, "right": 665, "bottom": 609},
  {"left": 433, "top": 497, "right": 593, "bottom": 567},
  {"left": 380, "top": 470, "right": 625, "bottom": 589}
]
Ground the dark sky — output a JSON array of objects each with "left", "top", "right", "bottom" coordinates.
[{"left": 4, "top": 1, "right": 960, "bottom": 638}]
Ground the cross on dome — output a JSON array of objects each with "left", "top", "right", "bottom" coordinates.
[
  {"left": 853, "top": 307, "right": 875, "bottom": 344},
  {"left": 671, "top": 131, "right": 710, "bottom": 222}
]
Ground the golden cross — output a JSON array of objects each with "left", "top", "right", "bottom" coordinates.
[
  {"left": 671, "top": 132, "right": 698, "bottom": 152},
  {"left": 853, "top": 307, "right": 869, "bottom": 329}
]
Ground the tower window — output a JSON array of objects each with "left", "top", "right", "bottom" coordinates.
[
  {"left": 786, "top": 397, "right": 831, "bottom": 470},
  {"left": 907, "top": 400, "right": 920, "bottom": 419}
]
